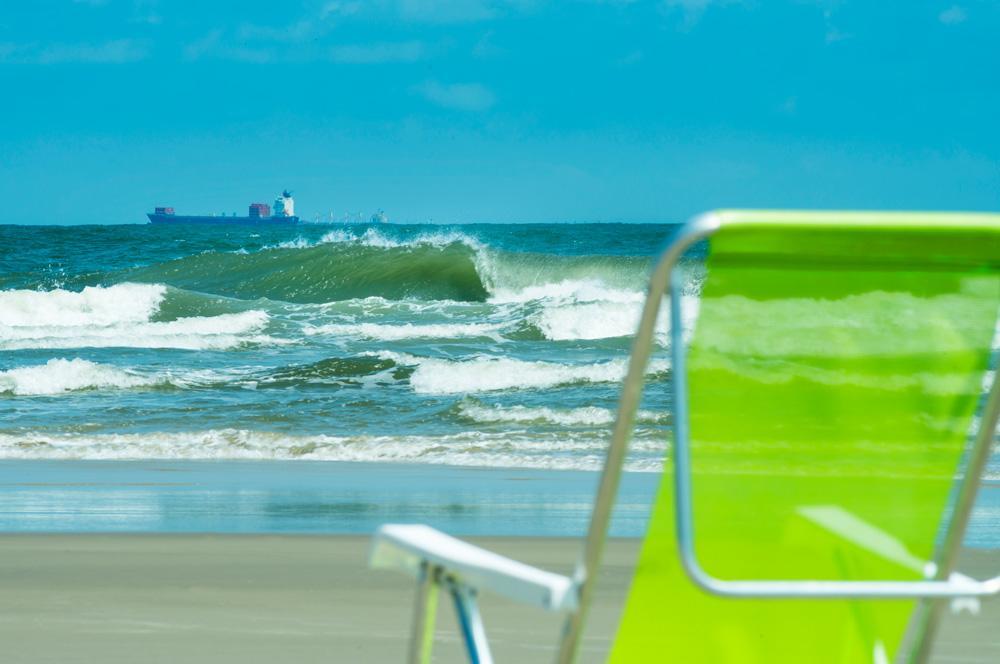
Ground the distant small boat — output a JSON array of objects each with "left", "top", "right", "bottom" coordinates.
[
  {"left": 148, "top": 191, "right": 299, "bottom": 224},
  {"left": 371, "top": 210, "right": 388, "bottom": 224}
]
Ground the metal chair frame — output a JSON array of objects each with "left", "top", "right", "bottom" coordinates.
[
  {"left": 384, "top": 212, "right": 1000, "bottom": 664},
  {"left": 555, "top": 212, "right": 1000, "bottom": 664}
]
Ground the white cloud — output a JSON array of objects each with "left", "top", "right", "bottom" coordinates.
[
  {"left": 184, "top": 28, "right": 428, "bottom": 65},
  {"left": 820, "top": 7, "right": 852, "bottom": 45},
  {"left": 319, "top": 0, "right": 537, "bottom": 25},
  {"left": 183, "top": 30, "right": 274, "bottom": 63},
  {"left": 0, "top": 39, "right": 149, "bottom": 64},
  {"left": 472, "top": 30, "right": 503, "bottom": 58},
  {"left": 662, "top": 0, "right": 713, "bottom": 10},
  {"left": 824, "top": 26, "right": 851, "bottom": 44},
  {"left": 320, "top": 1, "right": 364, "bottom": 20},
  {"left": 131, "top": 13, "right": 162, "bottom": 25},
  {"left": 183, "top": 29, "right": 222, "bottom": 61},
  {"left": 130, "top": 0, "right": 162, "bottom": 24},
  {"left": 168, "top": 1, "right": 536, "bottom": 65},
  {"left": 416, "top": 80, "right": 496, "bottom": 111},
  {"left": 73, "top": 0, "right": 162, "bottom": 24},
  {"left": 239, "top": 20, "right": 316, "bottom": 43},
  {"left": 660, "top": 0, "right": 742, "bottom": 28},
  {"left": 939, "top": 5, "right": 967, "bottom": 25},
  {"left": 618, "top": 50, "right": 643, "bottom": 66},
  {"left": 330, "top": 41, "right": 426, "bottom": 63},
  {"left": 398, "top": 0, "right": 497, "bottom": 23}
]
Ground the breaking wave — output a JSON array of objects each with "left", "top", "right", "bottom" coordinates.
[
  {"left": 0, "top": 283, "right": 279, "bottom": 350},
  {"left": 456, "top": 401, "right": 669, "bottom": 427},
  {"left": 8, "top": 230, "right": 672, "bottom": 346},
  {"left": 0, "top": 358, "right": 234, "bottom": 396},
  {"left": 0, "top": 359, "right": 161, "bottom": 396},
  {"left": 1, "top": 223, "right": 693, "bottom": 475},
  {"left": 0, "top": 428, "right": 666, "bottom": 471},
  {"left": 126, "top": 235, "right": 491, "bottom": 303},
  {"left": 306, "top": 321, "right": 505, "bottom": 342},
  {"left": 375, "top": 351, "right": 670, "bottom": 395},
  {"left": 0, "top": 283, "right": 165, "bottom": 327},
  {"left": 112, "top": 229, "right": 654, "bottom": 305}
]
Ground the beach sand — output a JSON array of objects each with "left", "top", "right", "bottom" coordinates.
[{"left": 0, "top": 535, "right": 996, "bottom": 663}]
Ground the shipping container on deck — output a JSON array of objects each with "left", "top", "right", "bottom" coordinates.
[{"left": 248, "top": 203, "right": 271, "bottom": 218}]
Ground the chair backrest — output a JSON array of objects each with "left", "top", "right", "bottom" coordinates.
[{"left": 606, "top": 211, "right": 1000, "bottom": 663}]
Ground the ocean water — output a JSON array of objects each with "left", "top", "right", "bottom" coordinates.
[
  {"left": 2, "top": 222, "right": 998, "bottom": 545},
  {"left": 0, "top": 222, "right": 687, "bottom": 472}
]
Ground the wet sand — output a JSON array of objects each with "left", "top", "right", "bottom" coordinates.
[{"left": 0, "top": 535, "right": 996, "bottom": 663}]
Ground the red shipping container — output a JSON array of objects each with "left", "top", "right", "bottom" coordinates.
[{"left": 248, "top": 203, "right": 270, "bottom": 218}]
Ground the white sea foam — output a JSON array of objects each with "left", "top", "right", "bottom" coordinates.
[
  {"left": 351, "top": 228, "right": 482, "bottom": 250},
  {"left": 0, "top": 359, "right": 241, "bottom": 396},
  {"left": 0, "top": 428, "right": 666, "bottom": 471},
  {"left": 489, "top": 278, "right": 642, "bottom": 305},
  {"left": 0, "top": 310, "right": 276, "bottom": 350},
  {"left": 319, "top": 229, "right": 353, "bottom": 244},
  {"left": 0, "top": 359, "right": 160, "bottom": 396},
  {"left": 0, "top": 283, "right": 165, "bottom": 327},
  {"left": 1, "top": 427, "right": 990, "bottom": 477},
  {"left": 375, "top": 351, "right": 669, "bottom": 395},
  {"left": 457, "top": 402, "right": 667, "bottom": 427},
  {"left": 268, "top": 229, "right": 352, "bottom": 249},
  {"left": 534, "top": 301, "right": 645, "bottom": 341},
  {"left": 306, "top": 321, "right": 504, "bottom": 342},
  {"left": 266, "top": 228, "right": 481, "bottom": 252},
  {"left": 260, "top": 230, "right": 675, "bottom": 346},
  {"left": 534, "top": 295, "right": 703, "bottom": 343},
  {"left": 271, "top": 237, "right": 315, "bottom": 250},
  {"left": 0, "top": 283, "right": 278, "bottom": 350}
]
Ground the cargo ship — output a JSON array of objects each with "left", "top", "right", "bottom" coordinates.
[{"left": 148, "top": 191, "right": 299, "bottom": 224}]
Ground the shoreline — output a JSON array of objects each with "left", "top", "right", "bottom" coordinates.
[
  {"left": 0, "top": 459, "right": 997, "bottom": 548},
  {"left": 2, "top": 460, "right": 997, "bottom": 661},
  {"left": 0, "top": 459, "right": 657, "bottom": 537}
]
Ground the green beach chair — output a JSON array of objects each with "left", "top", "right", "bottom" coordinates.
[{"left": 369, "top": 210, "right": 1000, "bottom": 663}]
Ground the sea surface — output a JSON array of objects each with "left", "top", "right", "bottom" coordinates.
[
  {"left": 1, "top": 221, "right": 998, "bottom": 543},
  {"left": 0, "top": 222, "right": 687, "bottom": 471}
]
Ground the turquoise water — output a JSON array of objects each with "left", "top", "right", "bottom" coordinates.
[
  {"left": 1, "top": 461, "right": 996, "bottom": 546},
  {"left": 1, "top": 222, "right": 997, "bottom": 543},
  {"left": 1, "top": 222, "right": 683, "bottom": 471}
]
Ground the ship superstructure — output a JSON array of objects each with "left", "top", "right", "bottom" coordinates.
[
  {"left": 273, "top": 190, "right": 295, "bottom": 218},
  {"left": 148, "top": 191, "right": 299, "bottom": 224}
]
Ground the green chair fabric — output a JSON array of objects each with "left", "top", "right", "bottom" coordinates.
[{"left": 609, "top": 212, "right": 1000, "bottom": 662}]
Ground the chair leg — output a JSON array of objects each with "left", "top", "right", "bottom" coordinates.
[
  {"left": 449, "top": 581, "right": 494, "bottom": 664},
  {"left": 408, "top": 562, "right": 441, "bottom": 664}
]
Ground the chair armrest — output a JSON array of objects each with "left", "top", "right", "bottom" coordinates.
[{"left": 369, "top": 524, "right": 578, "bottom": 612}]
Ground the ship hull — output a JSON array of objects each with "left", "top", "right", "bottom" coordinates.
[{"left": 148, "top": 214, "right": 299, "bottom": 225}]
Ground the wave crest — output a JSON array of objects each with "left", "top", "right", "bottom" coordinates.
[
  {"left": 0, "top": 283, "right": 165, "bottom": 327},
  {"left": 375, "top": 351, "right": 669, "bottom": 395},
  {"left": 456, "top": 401, "right": 669, "bottom": 427},
  {"left": 0, "top": 284, "right": 278, "bottom": 350},
  {"left": 0, "top": 359, "right": 159, "bottom": 396},
  {"left": 306, "top": 321, "right": 504, "bottom": 342},
  {"left": 109, "top": 229, "right": 656, "bottom": 307},
  {"left": 127, "top": 238, "right": 490, "bottom": 303},
  {"left": 0, "top": 428, "right": 665, "bottom": 471}
]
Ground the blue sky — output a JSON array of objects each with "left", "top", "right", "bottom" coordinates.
[{"left": 0, "top": 1, "right": 997, "bottom": 223}]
